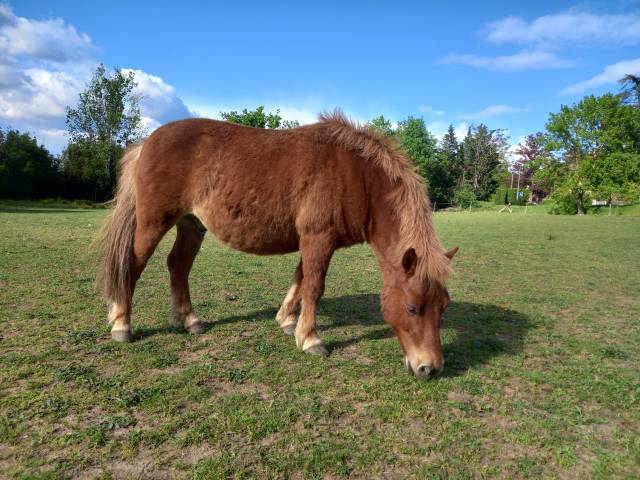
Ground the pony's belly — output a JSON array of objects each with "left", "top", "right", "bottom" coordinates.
[
  {"left": 192, "top": 206, "right": 299, "bottom": 255},
  {"left": 211, "top": 228, "right": 299, "bottom": 255}
]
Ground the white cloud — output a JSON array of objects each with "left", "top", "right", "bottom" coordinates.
[
  {"left": 486, "top": 10, "right": 640, "bottom": 46},
  {"left": 272, "top": 105, "right": 319, "bottom": 125},
  {"left": 0, "top": 67, "right": 87, "bottom": 124},
  {"left": 560, "top": 57, "right": 640, "bottom": 95},
  {"left": 419, "top": 105, "right": 444, "bottom": 115},
  {"left": 0, "top": 3, "right": 95, "bottom": 62},
  {"left": 0, "top": 4, "right": 194, "bottom": 152},
  {"left": 442, "top": 9, "right": 640, "bottom": 74},
  {"left": 122, "top": 69, "right": 195, "bottom": 127},
  {"left": 459, "top": 104, "right": 530, "bottom": 120},
  {"left": 441, "top": 50, "right": 574, "bottom": 72}
]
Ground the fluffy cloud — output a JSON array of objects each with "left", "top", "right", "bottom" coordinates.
[
  {"left": 560, "top": 57, "right": 640, "bottom": 95},
  {"left": 419, "top": 105, "right": 444, "bottom": 115},
  {"left": 441, "top": 50, "right": 573, "bottom": 72},
  {"left": 442, "top": 9, "right": 640, "bottom": 73},
  {"left": 0, "top": 4, "right": 194, "bottom": 152},
  {"left": 459, "top": 104, "right": 530, "bottom": 120},
  {"left": 0, "top": 3, "right": 95, "bottom": 62},
  {"left": 486, "top": 10, "right": 640, "bottom": 46},
  {"left": 0, "top": 4, "right": 96, "bottom": 150},
  {"left": 122, "top": 69, "right": 196, "bottom": 131}
]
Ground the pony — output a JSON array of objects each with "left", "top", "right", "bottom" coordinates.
[{"left": 97, "top": 111, "right": 458, "bottom": 380}]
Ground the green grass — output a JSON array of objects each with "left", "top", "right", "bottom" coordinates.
[
  {"left": 0, "top": 205, "right": 639, "bottom": 479},
  {"left": 0, "top": 198, "right": 106, "bottom": 211}
]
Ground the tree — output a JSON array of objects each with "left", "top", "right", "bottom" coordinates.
[
  {"left": 620, "top": 74, "right": 640, "bottom": 109},
  {"left": 438, "top": 125, "right": 464, "bottom": 202},
  {"left": 220, "top": 106, "right": 283, "bottom": 129},
  {"left": 580, "top": 152, "right": 640, "bottom": 201},
  {"left": 64, "top": 64, "right": 143, "bottom": 200},
  {"left": 513, "top": 133, "right": 549, "bottom": 199},
  {"left": 0, "top": 129, "right": 61, "bottom": 199},
  {"left": 367, "top": 115, "right": 394, "bottom": 137},
  {"left": 461, "top": 124, "right": 509, "bottom": 200},
  {"left": 440, "top": 125, "right": 462, "bottom": 184},
  {"left": 544, "top": 93, "right": 640, "bottom": 213},
  {"left": 396, "top": 117, "right": 450, "bottom": 203}
]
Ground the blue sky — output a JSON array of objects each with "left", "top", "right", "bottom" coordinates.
[{"left": 2, "top": 1, "right": 640, "bottom": 154}]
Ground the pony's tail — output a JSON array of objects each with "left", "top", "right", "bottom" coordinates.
[{"left": 95, "top": 143, "right": 143, "bottom": 305}]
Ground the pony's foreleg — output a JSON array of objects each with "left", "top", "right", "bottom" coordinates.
[
  {"left": 294, "top": 235, "right": 334, "bottom": 356},
  {"left": 275, "top": 260, "right": 302, "bottom": 335},
  {"left": 167, "top": 215, "right": 206, "bottom": 334}
]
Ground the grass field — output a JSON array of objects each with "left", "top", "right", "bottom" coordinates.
[{"left": 0, "top": 205, "right": 639, "bottom": 479}]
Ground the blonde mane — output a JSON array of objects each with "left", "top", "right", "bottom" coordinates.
[{"left": 318, "top": 111, "right": 451, "bottom": 283}]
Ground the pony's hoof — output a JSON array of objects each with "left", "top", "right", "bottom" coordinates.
[
  {"left": 186, "top": 322, "right": 205, "bottom": 334},
  {"left": 281, "top": 323, "right": 296, "bottom": 336},
  {"left": 304, "top": 344, "right": 329, "bottom": 357},
  {"left": 111, "top": 330, "right": 132, "bottom": 342}
]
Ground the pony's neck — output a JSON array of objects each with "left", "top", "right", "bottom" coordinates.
[{"left": 367, "top": 175, "right": 403, "bottom": 279}]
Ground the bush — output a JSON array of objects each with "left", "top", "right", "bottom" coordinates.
[
  {"left": 548, "top": 190, "right": 592, "bottom": 215},
  {"left": 452, "top": 187, "right": 478, "bottom": 208},
  {"left": 493, "top": 187, "right": 530, "bottom": 205}
]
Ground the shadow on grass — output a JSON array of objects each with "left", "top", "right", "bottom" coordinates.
[
  {"left": 137, "top": 293, "right": 531, "bottom": 376},
  {"left": 319, "top": 294, "right": 531, "bottom": 377}
]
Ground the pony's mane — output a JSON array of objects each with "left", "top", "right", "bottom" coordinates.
[{"left": 318, "top": 110, "right": 451, "bottom": 283}]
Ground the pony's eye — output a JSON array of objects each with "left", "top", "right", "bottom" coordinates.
[{"left": 406, "top": 304, "right": 418, "bottom": 316}]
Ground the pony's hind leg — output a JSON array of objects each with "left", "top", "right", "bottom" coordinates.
[
  {"left": 294, "top": 234, "right": 335, "bottom": 357},
  {"left": 110, "top": 219, "right": 170, "bottom": 342},
  {"left": 276, "top": 260, "right": 302, "bottom": 335},
  {"left": 167, "top": 215, "right": 206, "bottom": 334}
]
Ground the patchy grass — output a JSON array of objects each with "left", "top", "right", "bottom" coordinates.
[{"left": 0, "top": 205, "right": 638, "bottom": 479}]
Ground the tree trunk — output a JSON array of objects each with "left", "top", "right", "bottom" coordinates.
[{"left": 577, "top": 190, "right": 585, "bottom": 215}]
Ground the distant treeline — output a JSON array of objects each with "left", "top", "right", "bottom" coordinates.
[{"left": 1, "top": 66, "right": 639, "bottom": 213}]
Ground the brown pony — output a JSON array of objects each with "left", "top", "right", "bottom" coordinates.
[{"left": 97, "top": 111, "right": 458, "bottom": 380}]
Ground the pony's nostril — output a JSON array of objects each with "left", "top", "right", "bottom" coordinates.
[{"left": 416, "top": 364, "right": 436, "bottom": 378}]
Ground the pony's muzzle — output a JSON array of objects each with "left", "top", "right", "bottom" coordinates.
[{"left": 405, "top": 356, "right": 443, "bottom": 380}]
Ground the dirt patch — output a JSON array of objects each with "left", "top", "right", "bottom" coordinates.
[
  {"left": 336, "top": 343, "right": 373, "bottom": 365},
  {"left": 447, "top": 391, "right": 473, "bottom": 404}
]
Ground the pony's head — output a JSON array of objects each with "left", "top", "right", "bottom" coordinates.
[{"left": 381, "top": 246, "right": 458, "bottom": 380}]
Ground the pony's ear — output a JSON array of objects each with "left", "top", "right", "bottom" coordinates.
[
  {"left": 402, "top": 248, "right": 417, "bottom": 276},
  {"left": 445, "top": 246, "right": 459, "bottom": 260}
]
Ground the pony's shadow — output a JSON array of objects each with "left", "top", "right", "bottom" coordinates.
[{"left": 186, "top": 294, "right": 531, "bottom": 377}]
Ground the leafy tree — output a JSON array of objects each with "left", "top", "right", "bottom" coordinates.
[
  {"left": 461, "top": 124, "right": 508, "bottom": 200},
  {"left": 546, "top": 94, "right": 640, "bottom": 165},
  {"left": 0, "top": 129, "right": 61, "bottom": 198},
  {"left": 220, "top": 106, "right": 283, "bottom": 129},
  {"left": 545, "top": 93, "right": 640, "bottom": 213},
  {"left": 452, "top": 185, "right": 477, "bottom": 208},
  {"left": 620, "top": 74, "right": 640, "bottom": 109},
  {"left": 528, "top": 147, "right": 567, "bottom": 199},
  {"left": 396, "top": 117, "right": 450, "bottom": 203},
  {"left": 62, "top": 140, "right": 122, "bottom": 200},
  {"left": 513, "top": 133, "right": 549, "bottom": 200},
  {"left": 367, "top": 115, "right": 394, "bottom": 137},
  {"left": 440, "top": 125, "right": 463, "bottom": 186},
  {"left": 280, "top": 119, "right": 301, "bottom": 129},
  {"left": 64, "top": 64, "right": 143, "bottom": 200}
]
